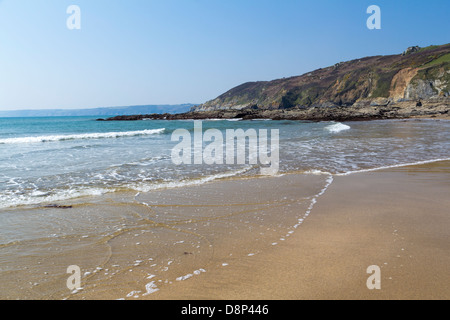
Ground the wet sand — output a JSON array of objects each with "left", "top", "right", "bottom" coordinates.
[
  {"left": 1, "top": 161, "right": 449, "bottom": 300},
  {"left": 143, "top": 161, "right": 450, "bottom": 300},
  {"left": 411, "top": 114, "right": 450, "bottom": 120},
  {"left": 70, "top": 173, "right": 331, "bottom": 300}
]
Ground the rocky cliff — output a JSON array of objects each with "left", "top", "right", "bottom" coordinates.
[
  {"left": 191, "top": 44, "right": 450, "bottom": 115},
  {"left": 104, "top": 44, "right": 450, "bottom": 122}
]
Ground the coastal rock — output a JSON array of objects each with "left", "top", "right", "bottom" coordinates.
[
  {"left": 402, "top": 46, "right": 421, "bottom": 56},
  {"left": 370, "top": 98, "right": 391, "bottom": 107},
  {"left": 106, "top": 43, "right": 450, "bottom": 122},
  {"left": 190, "top": 43, "right": 449, "bottom": 113},
  {"left": 105, "top": 97, "right": 449, "bottom": 122},
  {"left": 405, "top": 80, "right": 439, "bottom": 100},
  {"left": 43, "top": 205, "right": 73, "bottom": 209}
]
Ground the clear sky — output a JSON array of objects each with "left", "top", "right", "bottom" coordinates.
[{"left": 0, "top": 0, "right": 448, "bottom": 110}]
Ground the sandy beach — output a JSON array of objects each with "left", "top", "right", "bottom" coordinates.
[
  {"left": 137, "top": 161, "right": 450, "bottom": 300},
  {"left": 1, "top": 161, "right": 448, "bottom": 300}
]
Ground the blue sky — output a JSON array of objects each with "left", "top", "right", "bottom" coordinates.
[{"left": 0, "top": 0, "right": 448, "bottom": 110}]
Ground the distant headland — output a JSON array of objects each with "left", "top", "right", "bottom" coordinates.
[
  {"left": 0, "top": 104, "right": 194, "bottom": 118},
  {"left": 102, "top": 44, "right": 450, "bottom": 122}
]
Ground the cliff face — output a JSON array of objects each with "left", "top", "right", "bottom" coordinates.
[{"left": 192, "top": 44, "right": 450, "bottom": 112}]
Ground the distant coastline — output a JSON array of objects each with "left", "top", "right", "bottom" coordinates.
[{"left": 0, "top": 104, "right": 195, "bottom": 118}]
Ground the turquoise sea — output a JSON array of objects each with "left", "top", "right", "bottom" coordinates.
[{"left": 0, "top": 116, "right": 449, "bottom": 209}]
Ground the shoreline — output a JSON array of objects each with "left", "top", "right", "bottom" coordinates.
[
  {"left": 0, "top": 160, "right": 449, "bottom": 300},
  {"left": 99, "top": 114, "right": 450, "bottom": 122},
  {"left": 2, "top": 155, "right": 450, "bottom": 212},
  {"left": 72, "top": 160, "right": 449, "bottom": 300},
  {"left": 138, "top": 160, "right": 450, "bottom": 300}
]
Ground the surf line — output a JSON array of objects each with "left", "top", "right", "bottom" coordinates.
[{"left": 293, "top": 174, "right": 334, "bottom": 230}]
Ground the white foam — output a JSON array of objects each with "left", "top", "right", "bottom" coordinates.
[
  {"left": 133, "top": 167, "right": 251, "bottom": 193},
  {"left": 0, "top": 129, "right": 166, "bottom": 144},
  {"left": 1, "top": 167, "right": 252, "bottom": 209},
  {"left": 294, "top": 174, "right": 334, "bottom": 229},
  {"left": 304, "top": 169, "right": 333, "bottom": 176},
  {"left": 176, "top": 269, "right": 206, "bottom": 281},
  {"left": 325, "top": 122, "right": 351, "bottom": 133},
  {"left": 0, "top": 187, "right": 111, "bottom": 209},
  {"left": 176, "top": 274, "right": 193, "bottom": 281},
  {"left": 126, "top": 290, "right": 141, "bottom": 298},
  {"left": 336, "top": 158, "right": 450, "bottom": 176},
  {"left": 143, "top": 281, "right": 159, "bottom": 296}
]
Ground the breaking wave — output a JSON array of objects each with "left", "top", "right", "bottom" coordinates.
[
  {"left": 325, "top": 122, "right": 351, "bottom": 133},
  {"left": 0, "top": 129, "right": 166, "bottom": 144}
]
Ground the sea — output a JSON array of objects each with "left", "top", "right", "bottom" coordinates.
[{"left": 0, "top": 116, "right": 449, "bottom": 209}]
